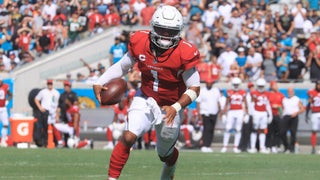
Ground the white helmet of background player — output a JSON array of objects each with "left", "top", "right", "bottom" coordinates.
[
  {"left": 256, "top": 78, "right": 266, "bottom": 92},
  {"left": 150, "top": 5, "right": 183, "bottom": 49},
  {"left": 231, "top": 77, "right": 241, "bottom": 91}
]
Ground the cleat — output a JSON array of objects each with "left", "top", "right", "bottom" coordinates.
[
  {"left": 248, "top": 148, "right": 257, "bottom": 154},
  {"left": 260, "top": 148, "right": 270, "bottom": 154},
  {"left": 233, "top": 147, "right": 241, "bottom": 153},
  {"left": 271, "top": 147, "right": 278, "bottom": 154},
  {"left": 103, "top": 142, "right": 114, "bottom": 150},
  {"left": 221, "top": 147, "right": 227, "bottom": 153}
]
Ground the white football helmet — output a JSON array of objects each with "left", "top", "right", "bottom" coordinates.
[
  {"left": 150, "top": 5, "right": 183, "bottom": 49},
  {"left": 231, "top": 77, "right": 241, "bottom": 91},
  {"left": 256, "top": 78, "right": 266, "bottom": 92}
]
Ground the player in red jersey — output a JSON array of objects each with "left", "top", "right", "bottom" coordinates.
[
  {"left": 266, "top": 81, "right": 284, "bottom": 153},
  {"left": 104, "top": 100, "right": 128, "bottom": 150},
  {"left": 0, "top": 78, "right": 12, "bottom": 147},
  {"left": 248, "top": 78, "right": 272, "bottom": 154},
  {"left": 221, "top": 77, "right": 248, "bottom": 153},
  {"left": 93, "top": 5, "right": 200, "bottom": 180},
  {"left": 306, "top": 80, "right": 320, "bottom": 154},
  {"left": 54, "top": 97, "right": 93, "bottom": 149}
]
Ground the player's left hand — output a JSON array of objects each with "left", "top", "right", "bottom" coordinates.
[
  {"left": 267, "top": 115, "right": 273, "bottom": 124},
  {"left": 162, "top": 105, "right": 176, "bottom": 126}
]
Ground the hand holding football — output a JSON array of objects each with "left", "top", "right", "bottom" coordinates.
[{"left": 100, "top": 78, "right": 127, "bottom": 105}]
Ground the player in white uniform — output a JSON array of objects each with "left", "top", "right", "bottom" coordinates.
[{"left": 221, "top": 77, "right": 248, "bottom": 153}]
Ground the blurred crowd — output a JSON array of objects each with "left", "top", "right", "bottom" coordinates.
[{"left": 0, "top": 0, "right": 318, "bottom": 83}]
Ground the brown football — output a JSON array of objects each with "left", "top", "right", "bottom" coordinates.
[{"left": 100, "top": 78, "right": 127, "bottom": 105}]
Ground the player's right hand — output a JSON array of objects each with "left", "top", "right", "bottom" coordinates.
[{"left": 93, "top": 84, "right": 108, "bottom": 104}]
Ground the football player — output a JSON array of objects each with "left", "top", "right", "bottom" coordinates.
[
  {"left": 221, "top": 77, "right": 248, "bottom": 153},
  {"left": 266, "top": 81, "right": 284, "bottom": 153},
  {"left": 248, "top": 78, "right": 272, "bottom": 153},
  {"left": 104, "top": 99, "right": 128, "bottom": 150},
  {"left": 93, "top": 5, "right": 201, "bottom": 180},
  {"left": 54, "top": 97, "right": 93, "bottom": 149},
  {"left": 306, "top": 80, "right": 320, "bottom": 154},
  {"left": 0, "top": 78, "right": 12, "bottom": 147}
]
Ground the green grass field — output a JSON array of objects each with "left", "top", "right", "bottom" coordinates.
[{"left": 1, "top": 148, "right": 320, "bottom": 180}]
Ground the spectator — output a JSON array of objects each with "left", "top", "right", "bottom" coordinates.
[
  {"left": 287, "top": 54, "right": 306, "bottom": 82},
  {"left": 276, "top": 51, "right": 291, "bottom": 81},
  {"left": 78, "top": 8, "right": 89, "bottom": 40},
  {"left": 196, "top": 78, "right": 221, "bottom": 153},
  {"left": 109, "top": 36, "right": 127, "bottom": 65},
  {"left": 245, "top": 47, "right": 263, "bottom": 81},
  {"left": 42, "top": 0, "right": 58, "bottom": 22},
  {"left": 52, "top": 19, "right": 68, "bottom": 50},
  {"left": 121, "top": 4, "right": 139, "bottom": 26},
  {"left": 235, "top": 47, "right": 247, "bottom": 80},
  {"left": 280, "top": 87, "right": 305, "bottom": 153},
  {"left": 67, "top": 12, "right": 81, "bottom": 44},
  {"left": 139, "top": 0, "right": 159, "bottom": 26},
  {"left": 306, "top": 50, "right": 320, "bottom": 81},
  {"left": 266, "top": 81, "right": 284, "bottom": 153},
  {"left": 132, "top": 0, "right": 146, "bottom": 17},
  {"left": 185, "top": 20, "right": 203, "bottom": 49},
  {"left": 0, "top": 78, "right": 12, "bottom": 147},
  {"left": 34, "top": 79, "right": 60, "bottom": 147},
  {"left": 201, "top": 2, "right": 219, "bottom": 30},
  {"left": 88, "top": 7, "right": 104, "bottom": 37},
  {"left": 217, "top": 44, "right": 237, "bottom": 81},
  {"left": 291, "top": 2, "right": 307, "bottom": 37},
  {"left": 104, "top": 5, "right": 121, "bottom": 27},
  {"left": 36, "top": 26, "right": 52, "bottom": 56},
  {"left": 276, "top": 4, "right": 294, "bottom": 36},
  {"left": 261, "top": 51, "right": 277, "bottom": 82}
]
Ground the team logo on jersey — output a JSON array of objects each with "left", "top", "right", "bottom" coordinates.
[{"left": 139, "top": 54, "right": 146, "bottom": 61}]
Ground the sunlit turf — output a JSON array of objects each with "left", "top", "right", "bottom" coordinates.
[{"left": 0, "top": 148, "right": 320, "bottom": 180}]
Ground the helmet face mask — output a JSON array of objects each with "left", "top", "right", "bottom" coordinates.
[
  {"left": 150, "top": 5, "right": 183, "bottom": 49},
  {"left": 256, "top": 78, "right": 266, "bottom": 92},
  {"left": 231, "top": 77, "right": 241, "bottom": 91}
]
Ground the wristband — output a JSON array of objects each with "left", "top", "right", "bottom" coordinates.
[
  {"left": 171, "top": 102, "right": 182, "bottom": 112},
  {"left": 184, "top": 89, "right": 198, "bottom": 101}
]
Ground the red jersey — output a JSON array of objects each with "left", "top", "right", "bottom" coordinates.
[
  {"left": 308, "top": 89, "right": 320, "bottom": 113},
  {"left": 227, "top": 89, "right": 246, "bottom": 110},
  {"left": 66, "top": 105, "right": 80, "bottom": 127},
  {"left": 268, "top": 91, "right": 284, "bottom": 115},
  {"left": 251, "top": 90, "right": 269, "bottom": 112},
  {"left": 0, "top": 83, "right": 9, "bottom": 107},
  {"left": 128, "top": 31, "right": 200, "bottom": 106},
  {"left": 113, "top": 104, "right": 128, "bottom": 123},
  {"left": 104, "top": 13, "right": 121, "bottom": 26},
  {"left": 88, "top": 13, "right": 104, "bottom": 30},
  {"left": 196, "top": 62, "right": 221, "bottom": 82}
]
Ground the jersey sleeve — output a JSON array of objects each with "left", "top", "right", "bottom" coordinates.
[
  {"left": 179, "top": 40, "right": 200, "bottom": 71},
  {"left": 127, "top": 30, "right": 149, "bottom": 62}
]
